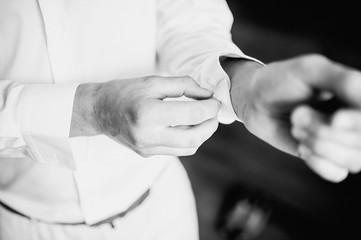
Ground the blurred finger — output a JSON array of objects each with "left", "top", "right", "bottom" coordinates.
[
  {"left": 293, "top": 125, "right": 361, "bottom": 149},
  {"left": 332, "top": 109, "right": 361, "bottom": 131},
  {"left": 291, "top": 105, "right": 328, "bottom": 133},
  {"left": 298, "top": 144, "right": 348, "bottom": 182},
  {"left": 300, "top": 138, "right": 361, "bottom": 174},
  {"left": 302, "top": 152, "right": 349, "bottom": 183}
]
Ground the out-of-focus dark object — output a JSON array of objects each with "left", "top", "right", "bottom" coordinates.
[
  {"left": 226, "top": 0, "right": 361, "bottom": 69},
  {"left": 216, "top": 185, "right": 272, "bottom": 240}
]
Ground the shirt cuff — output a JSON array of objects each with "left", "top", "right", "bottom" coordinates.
[
  {"left": 199, "top": 52, "right": 264, "bottom": 124},
  {"left": 19, "top": 83, "right": 80, "bottom": 169}
]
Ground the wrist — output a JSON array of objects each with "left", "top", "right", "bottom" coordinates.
[
  {"left": 70, "top": 83, "right": 102, "bottom": 137},
  {"left": 221, "top": 57, "right": 263, "bottom": 121}
]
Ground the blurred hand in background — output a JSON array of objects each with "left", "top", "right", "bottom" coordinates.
[{"left": 222, "top": 54, "right": 361, "bottom": 182}]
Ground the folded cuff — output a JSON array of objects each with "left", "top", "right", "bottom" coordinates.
[
  {"left": 199, "top": 51, "right": 264, "bottom": 124},
  {"left": 19, "top": 83, "right": 80, "bottom": 169}
]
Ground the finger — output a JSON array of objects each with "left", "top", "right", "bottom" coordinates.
[
  {"left": 293, "top": 126, "right": 361, "bottom": 149},
  {"left": 151, "top": 98, "right": 221, "bottom": 126},
  {"left": 291, "top": 105, "right": 327, "bottom": 132},
  {"left": 149, "top": 76, "right": 213, "bottom": 99},
  {"left": 300, "top": 138, "right": 361, "bottom": 174},
  {"left": 292, "top": 107, "right": 361, "bottom": 148},
  {"left": 293, "top": 122, "right": 361, "bottom": 172},
  {"left": 332, "top": 109, "right": 361, "bottom": 131},
  {"left": 301, "top": 151, "right": 349, "bottom": 183},
  {"left": 151, "top": 117, "right": 219, "bottom": 148},
  {"left": 298, "top": 144, "right": 349, "bottom": 182},
  {"left": 136, "top": 147, "right": 199, "bottom": 158},
  {"left": 291, "top": 54, "right": 361, "bottom": 108}
]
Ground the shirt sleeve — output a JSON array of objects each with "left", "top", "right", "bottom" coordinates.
[
  {"left": 0, "top": 79, "right": 79, "bottom": 169},
  {"left": 156, "top": 0, "right": 261, "bottom": 124}
]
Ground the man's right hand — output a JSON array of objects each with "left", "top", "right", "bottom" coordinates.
[{"left": 70, "top": 76, "right": 220, "bottom": 157}]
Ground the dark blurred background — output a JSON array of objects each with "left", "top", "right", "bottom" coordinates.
[{"left": 180, "top": 1, "right": 361, "bottom": 240}]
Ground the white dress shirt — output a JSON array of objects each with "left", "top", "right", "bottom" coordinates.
[{"left": 0, "top": 0, "right": 255, "bottom": 225}]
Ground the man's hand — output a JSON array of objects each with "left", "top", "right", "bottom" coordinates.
[
  {"left": 222, "top": 54, "right": 361, "bottom": 182},
  {"left": 71, "top": 76, "right": 220, "bottom": 157}
]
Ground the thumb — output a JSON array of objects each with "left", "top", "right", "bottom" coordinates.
[{"left": 291, "top": 54, "right": 361, "bottom": 108}]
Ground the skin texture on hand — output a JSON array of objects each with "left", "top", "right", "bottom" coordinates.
[
  {"left": 223, "top": 54, "right": 361, "bottom": 182},
  {"left": 71, "top": 76, "right": 220, "bottom": 157}
]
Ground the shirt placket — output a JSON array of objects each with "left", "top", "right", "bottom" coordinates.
[{"left": 37, "top": 0, "right": 66, "bottom": 83}]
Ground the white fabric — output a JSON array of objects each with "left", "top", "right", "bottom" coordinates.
[
  {"left": 0, "top": 159, "right": 199, "bottom": 240},
  {"left": 0, "top": 0, "right": 256, "bottom": 231}
]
